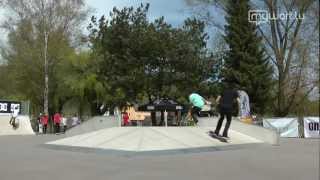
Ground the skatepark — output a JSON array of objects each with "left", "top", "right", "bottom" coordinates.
[
  {"left": 0, "top": 113, "right": 276, "bottom": 152},
  {"left": 46, "top": 117, "right": 277, "bottom": 154},
  {"left": 0, "top": 115, "right": 318, "bottom": 180},
  {"left": 0, "top": 0, "right": 319, "bottom": 179}
]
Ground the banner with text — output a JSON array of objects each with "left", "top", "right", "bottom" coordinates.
[
  {"left": 304, "top": 117, "right": 319, "bottom": 138},
  {"left": 0, "top": 101, "right": 21, "bottom": 115}
]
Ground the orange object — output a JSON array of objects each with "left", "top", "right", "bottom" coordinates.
[
  {"left": 241, "top": 116, "right": 253, "bottom": 124},
  {"left": 126, "top": 106, "right": 150, "bottom": 121}
]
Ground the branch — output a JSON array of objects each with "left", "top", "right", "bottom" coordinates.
[
  {"left": 258, "top": 26, "right": 275, "bottom": 51},
  {"left": 283, "top": 5, "right": 308, "bottom": 76},
  {"left": 267, "top": 0, "right": 282, "bottom": 67}
]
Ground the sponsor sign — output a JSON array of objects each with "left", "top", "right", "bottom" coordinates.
[
  {"left": 304, "top": 117, "right": 319, "bottom": 138},
  {"left": 0, "top": 101, "right": 21, "bottom": 115}
]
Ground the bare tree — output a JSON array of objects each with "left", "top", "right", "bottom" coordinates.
[
  {"left": 257, "top": 0, "right": 318, "bottom": 116},
  {"left": 185, "top": 0, "right": 319, "bottom": 116}
]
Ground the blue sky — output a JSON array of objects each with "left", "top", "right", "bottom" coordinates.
[
  {"left": 85, "top": 0, "right": 222, "bottom": 48},
  {"left": 0, "top": 0, "right": 221, "bottom": 50},
  {"left": 86, "top": 0, "right": 193, "bottom": 27}
]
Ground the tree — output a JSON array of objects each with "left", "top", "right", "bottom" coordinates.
[
  {"left": 88, "top": 4, "right": 213, "bottom": 107},
  {"left": 1, "top": 0, "right": 88, "bottom": 115},
  {"left": 257, "top": 0, "right": 318, "bottom": 116},
  {"left": 185, "top": 0, "right": 319, "bottom": 116},
  {"left": 222, "top": 0, "right": 273, "bottom": 114},
  {"left": 55, "top": 51, "right": 105, "bottom": 116}
]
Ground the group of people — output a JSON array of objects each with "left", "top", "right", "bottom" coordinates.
[
  {"left": 189, "top": 82, "right": 240, "bottom": 139},
  {"left": 119, "top": 82, "right": 240, "bottom": 139},
  {"left": 37, "top": 112, "right": 69, "bottom": 134}
]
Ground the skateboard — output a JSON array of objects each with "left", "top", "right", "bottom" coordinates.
[{"left": 207, "top": 131, "right": 228, "bottom": 143}]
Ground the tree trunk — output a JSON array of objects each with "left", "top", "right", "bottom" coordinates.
[
  {"left": 43, "top": 32, "right": 49, "bottom": 116},
  {"left": 275, "top": 70, "right": 290, "bottom": 117},
  {"left": 297, "top": 105, "right": 305, "bottom": 138}
]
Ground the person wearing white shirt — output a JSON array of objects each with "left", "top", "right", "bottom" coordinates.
[
  {"left": 61, "top": 114, "right": 67, "bottom": 133},
  {"left": 9, "top": 106, "right": 19, "bottom": 129}
]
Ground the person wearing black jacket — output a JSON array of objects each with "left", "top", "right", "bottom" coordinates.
[{"left": 214, "top": 83, "right": 240, "bottom": 139}]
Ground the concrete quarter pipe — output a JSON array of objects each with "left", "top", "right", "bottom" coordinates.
[{"left": 0, "top": 115, "right": 34, "bottom": 135}]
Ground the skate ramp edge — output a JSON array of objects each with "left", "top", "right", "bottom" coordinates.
[
  {"left": 0, "top": 115, "right": 35, "bottom": 135},
  {"left": 66, "top": 116, "right": 118, "bottom": 137},
  {"left": 230, "top": 120, "right": 279, "bottom": 145},
  {"left": 199, "top": 117, "right": 279, "bottom": 145}
]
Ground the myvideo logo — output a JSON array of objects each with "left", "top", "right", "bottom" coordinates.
[{"left": 248, "top": 10, "right": 304, "bottom": 25}]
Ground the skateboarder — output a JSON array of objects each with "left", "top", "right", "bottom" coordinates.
[
  {"left": 214, "top": 83, "right": 240, "bottom": 139},
  {"left": 9, "top": 106, "right": 19, "bottom": 129},
  {"left": 188, "top": 93, "right": 209, "bottom": 125}
]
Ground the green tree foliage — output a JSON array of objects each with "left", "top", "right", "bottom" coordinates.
[
  {"left": 0, "top": 0, "right": 88, "bottom": 115},
  {"left": 88, "top": 4, "right": 213, "bottom": 106},
  {"left": 55, "top": 51, "right": 106, "bottom": 115},
  {"left": 222, "top": 0, "right": 273, "bottom": 114}
]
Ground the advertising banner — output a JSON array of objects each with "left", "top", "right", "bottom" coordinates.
[
  {"left": 304, "top": 117, "right": 319, "bottom": 138},
  {"left": 263, "top": 118, "right": 298, "bottom": 137},
  {"left": 0, "top": 101, "right": 21, "bottom": 115}
]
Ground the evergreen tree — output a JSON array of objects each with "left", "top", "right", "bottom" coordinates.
[{"left": 222, "top": 0, "right": 273, "bottom": 115}]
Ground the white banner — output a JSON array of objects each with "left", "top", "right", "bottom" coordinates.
[
  {"left": 304, "top": 117, "right": 319, "bottom": 138},
  {"left": 263, "top": 118, "right": 298, "bottom": 137}
]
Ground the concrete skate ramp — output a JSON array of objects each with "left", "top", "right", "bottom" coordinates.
[
  {"left": 47, "top": 126, "right": 264, "bottom": 153},
  {"left": 198, "top": 117, "right": 279, "bottom": 145},
  {"left": 0, "top": 115, "right": 34, "bottom": 136},
  {"left": 66, "top": 116, "right": 118, "bottom": 137}
]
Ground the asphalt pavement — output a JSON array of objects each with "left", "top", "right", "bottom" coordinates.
[{"left": 0, "top": 135, "right": 318, "bottom": 180}]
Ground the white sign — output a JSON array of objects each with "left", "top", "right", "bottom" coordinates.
[
  {"left": 263, "top": 118, "right": 298, "bottom": 137},
  {"left": 0, "top": 103, "right": 8, "bottom": 111},
  {"left": 304, "top": 117, "right": 319, "bottom": 138}
]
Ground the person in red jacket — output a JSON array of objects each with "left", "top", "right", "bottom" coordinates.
[
  {"left": 53, "top": 112, "right": 62, "bottom": 134},
  {"left": 122, "top": 112, "right": 129, "bottom": 126},
  {"left": 41, "top": 114, "right": 48, "bottom": 134}
]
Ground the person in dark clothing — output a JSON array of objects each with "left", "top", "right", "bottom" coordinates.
[{"left": 214, "top": 84, "right": 240, "bottom": 138}]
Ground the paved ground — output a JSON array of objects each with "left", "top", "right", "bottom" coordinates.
[{"left": 0, "top": 135, "right": 318, "bottom": 180}]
